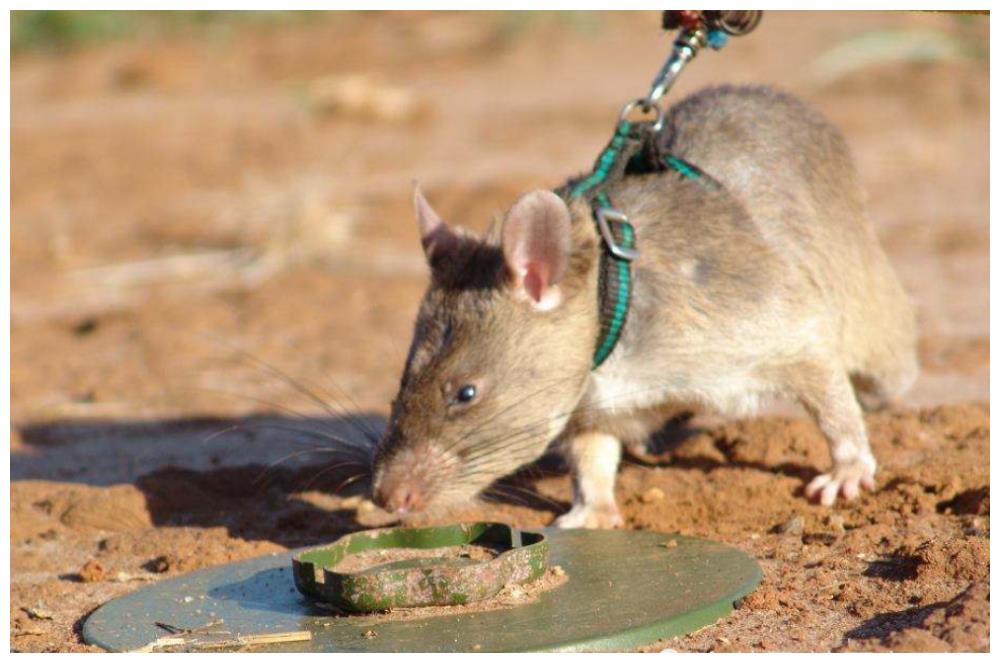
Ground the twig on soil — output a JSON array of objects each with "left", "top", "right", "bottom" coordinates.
[
  {"left": 112, "top": 570, "right": 161, "bottom": 583},
  {"left": 132, "top": 622, "right": 311, "bottom": 652},
  {"left": 153, "top": 618, "right": 226, "bottom": 635},
  {"left": 23, "top": 605, "right": 54, "bottom": 620}
]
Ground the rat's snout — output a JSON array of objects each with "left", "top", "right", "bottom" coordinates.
[
  {"left": 373, "top": 478, "right": 427, "bottom": 515},
  {"left": 370, "top": 434, "right": 462, "bottom": 515}
]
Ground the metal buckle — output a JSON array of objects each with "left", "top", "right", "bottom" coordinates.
[{"left": 595, "top": 207, "right": 640, "bottom": 261}]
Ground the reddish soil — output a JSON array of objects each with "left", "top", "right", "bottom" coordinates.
[{"left": 10, "top": 11, "right": 989, "bottom": 652}]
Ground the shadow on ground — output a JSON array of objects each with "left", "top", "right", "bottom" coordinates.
[
  {"left": 13, "top": 413, "right": 570, "bottom": 548},
  {"left": 13, "top": 410, "right": 831, "bottom": 548}
]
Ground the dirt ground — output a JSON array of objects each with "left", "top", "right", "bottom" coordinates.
[{"left": 10, "top": 11, "right": 989, "bottom": 652}]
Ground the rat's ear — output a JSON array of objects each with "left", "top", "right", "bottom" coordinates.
[
  {"left": 413, "top": 183, "right": 459, "bottom": 265},
  {"left": 502, "top": 190, "right": 572, "bottom": 311}
]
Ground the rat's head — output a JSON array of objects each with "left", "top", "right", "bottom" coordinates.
[{"left": 371, "top": 186, "right": 599, "bottom": 516}]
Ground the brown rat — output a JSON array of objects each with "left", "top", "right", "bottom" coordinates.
[{"left": 370, "top": 85, "right": 918, "bottom": 528}]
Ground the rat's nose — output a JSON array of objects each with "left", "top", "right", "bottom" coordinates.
[{"left": 375, "top": 482, "right": 425, "bottom": 515}]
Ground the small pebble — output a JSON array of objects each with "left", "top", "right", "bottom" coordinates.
[
  {"left": 363, "top": 630, "right": 378, "bottom": 639},
  {"left": 778, "top": 516, "right": 803, "bottom": 536},
  {"left": 79, "top": 559, "right": 106, "bottom": 583},
  {"left": 551, "top": 565, "right": 566, "bottom": 577},
  {"left": 827, "top": 514, "right": 846, "bottom": 533},
  {"left": 661, "top": 539, "right": 679, "bottom": 549},
  {"left": 149, "top": 555, "right": 171, "bottom": 573},
  {"left": 641, "top": 487, "right": 666, "bottom": 503}
]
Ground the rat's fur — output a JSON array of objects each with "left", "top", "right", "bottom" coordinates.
[{"left": 371, "top": 85, "right": 918, "bottom": 527}]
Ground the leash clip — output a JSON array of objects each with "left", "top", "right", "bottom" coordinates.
[
  {"left": 619, "top": 98, "right": 665, "bottom": 133},
  {"left": 643, "top": 28, "right": 706, "bottom": 109},
  {"left": 595, "top": 207, "right": 640, "bottom": 262}
]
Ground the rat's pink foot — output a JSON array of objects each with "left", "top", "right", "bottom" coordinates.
[
  {"left": 805, "top": 453, "right": 877, "bottom": 506},
  {"left": 554, "top": 503, "right": 623, "bottom": 529}
]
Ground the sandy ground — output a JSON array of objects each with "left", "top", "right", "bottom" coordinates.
[{"left": 10, "top": 11, "right": 989, "bottom": 652}]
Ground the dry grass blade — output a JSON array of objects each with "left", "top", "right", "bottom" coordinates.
[{"left": 132, "top": 629, "right": 312, "bottom": 652}]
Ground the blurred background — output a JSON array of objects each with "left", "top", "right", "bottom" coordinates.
[
  {"left": 9, "top": 11, "right": 990, "bottom": 652},
  {"left": 10, "top": 10, "right": 988, "bottom": 424}
]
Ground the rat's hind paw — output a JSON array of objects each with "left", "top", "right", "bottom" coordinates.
[
  {"left": 554, "top": 503, "right": 623, "bottom": 529},
  {"left": 805, "top": 455, "right": 877, "bottom": 506}
]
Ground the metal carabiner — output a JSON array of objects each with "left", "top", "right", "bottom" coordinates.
[
  {"left": 619, "top": 97, "right": 665, "bottom": 133},
  {"left": 644, "top": 28, "right": 706, "bottom": 109}
]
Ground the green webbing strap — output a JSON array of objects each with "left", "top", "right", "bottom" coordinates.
[
  {"left": 568, "top": 121, "right": 638, "bottom": 369},
  {"left": 570, "top": 121, "right": 633, "bottom": 199},
  {"left": 663, "top": 154, "right": 720, "bottom": 188},
  {"left": 591, "top": 191, "right": 635, "bottom": 368},
  {"left": 564, "top": 120, "right": 708, "bottom": 369}
]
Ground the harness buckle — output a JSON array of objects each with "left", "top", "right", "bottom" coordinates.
[{"left": 595, "top": 207, "right": 640, "bottom": 262}]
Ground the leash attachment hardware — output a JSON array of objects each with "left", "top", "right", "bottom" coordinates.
[
  {"left": 642, "top": 27, "right": 706, "bottom": 111},
  {"left": 633, "top": 10, "right": 763, "bottom": 125},
  {"left": 595, "top": 207, "right": 640, "bottom": 262},
  {"left": 619, "top": 99, "right": 665, "bottom": 133},
  {"left": 557, "top": 11, "right": 760, "bottom": 369}
]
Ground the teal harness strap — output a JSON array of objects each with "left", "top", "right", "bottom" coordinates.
[
  {"left": 563, "top": 120, "right": 707, "bottom": 369},
  {"left": 591, "top": 191, "right": 635, "bottom": 368},
  {"left": 569, "top": 121, "right": 633, "bottom": 199},
  {"left": 566, "top": 121, "right": 638, "bottom": 369}
]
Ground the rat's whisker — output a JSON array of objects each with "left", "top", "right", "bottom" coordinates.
[
  {"left": 199, "top": 424, "right": 243, "bottom": 445},
  {"left": 302, "top": 461, "right": 370, "bottom": 493},
  {"left": 193, "top": 385, "right": 380, "bottom": 453},
  {"left": 251, "top": 447, "right": 360, "bottom": 488},
  {"left": 483, "top": 479, "right": 563, "bottom": 512},
  {"left": 194, "top": 334, "right": 382, "bottom": 445},
  {"left": 332, "top": 471, "right": 370, "bottom": 495},
  {"left": 311, "top": 374, "right": 385, "bottom": 445},
  {"left": 240, "top": 423, "right": 375, "bottom": 463},
  {"left": 479, "top": 484, "right": 532, "bottom": 509}
]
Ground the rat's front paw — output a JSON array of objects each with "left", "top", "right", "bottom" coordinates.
[
  {"left": 554, "top": 503, "right": 623, "bottom": 529},
  {"left": 805, "top": 454, "right": 877, "bottom": 506}
]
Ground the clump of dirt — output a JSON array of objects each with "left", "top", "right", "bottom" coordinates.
[
  {"left": 892, "top": 538, "right": 989, "bottom": 583},
  {"left": 78, "top": 559, "right": 107, "bottom": 583},
  {"left": 333, "top": 543, "right": 500, "bottom": 573},
  {"left": 938, "top": 486, "right": 989, "bottom": 516},
  {"left": 838, "top": 581, "right": 990, "bottom": 652},
  {"left": 32, "top": 485, "right": 153, "bottom": 534},
  {"left": 144, "top": 554, "right": 178, "bottom": 574}
]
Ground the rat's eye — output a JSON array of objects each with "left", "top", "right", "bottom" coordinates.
[{"left": 456, "top": 384, "right": 478, "bottom": 404}]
